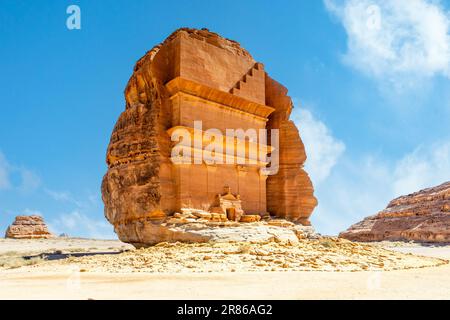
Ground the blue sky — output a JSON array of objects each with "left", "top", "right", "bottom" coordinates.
[{"left": 1, "top": 0, "right": 450, "bottom": 238}]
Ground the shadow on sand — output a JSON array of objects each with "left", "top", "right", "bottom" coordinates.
[{"left": 23, "top": 251, "right": 125, "bottom": 261}]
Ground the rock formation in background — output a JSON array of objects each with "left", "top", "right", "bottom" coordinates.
[
  {"left": 5, "top": 215, "right": 53, "bottom": 239},
  {"left": 340, "top": 181, "right": 450, "bottom": 243},
  {"left": 102, "top": 28, "right": 317, "bottom": 246}
]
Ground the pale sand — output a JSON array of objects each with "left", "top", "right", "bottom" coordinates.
[{"left": 0, "top": 238, "right": 449, "bottom": 300}]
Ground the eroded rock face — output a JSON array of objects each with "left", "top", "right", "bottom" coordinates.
[
  {"left": 340, "top": 181, "right": 450, "bottom": 243},
  {"left": 5, "top": 215, "right": 53, "bottom": 239},
  {"left": 102, "top": 28, "right": 317, "bottom": 246}
]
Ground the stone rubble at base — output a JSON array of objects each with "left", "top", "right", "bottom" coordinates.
[{"left": 128, "top": 206, "right": 318, "bottom": 248}]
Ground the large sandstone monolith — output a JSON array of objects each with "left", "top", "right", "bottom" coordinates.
[
  {"left": 5, "top": 215, "right": 53, "bottom": 239},
  {"left": 101, "top": 28, "right": 317, "bottom": 246},
  {"left": 340, "top": 181, "right": 450, "bottom": 243}
]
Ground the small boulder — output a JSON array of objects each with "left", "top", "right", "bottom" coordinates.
[{"left": 240, "top": 215, "right": 261, "bottom": 223}]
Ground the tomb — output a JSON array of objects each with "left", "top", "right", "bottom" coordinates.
[{"left": 101, "top": 28, "right": 318, "bottom": 246}]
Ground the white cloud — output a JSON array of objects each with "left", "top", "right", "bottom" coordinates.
[
  {"left": 0, "top": 151, "right": 40, "bottom": 192},
  {"left": 311, "top": 142, "right": 450, "bottom": 235},
  {"left": 45, "top": 189, "right": 72, "bottom": 202},
  {"left": 45, "top": 189, "right": 83, "bottom": 207},
  {"left": 48, "top": 211, "right": 115, "bottom": 239},
  {"left": 34, "top": 190, "right": 114, "bottom": 239},
  {"left": 324, "top": 0, "right": 450, "bottom": 87},
  {"left": 87, "top": 192, "right": 101, "bottom": 206},
  {"left": 0, "top": 152, "right": 11, "bottom": 190},
  {"left": 295, "top": 107, "right": 450, "bottom": 235},
  {"left": 393, "top": 141, "right": 450, "bottom": 195},
  {"left": 312, "top": 154, "right": 393, "bottom": 235},
  {"left": 18, "top": 169, "right": 41, "bottom": 192},
  {"left": 0, "top": 152, "right": 112, "bottom": 239},
  {"left": 23, "top": 208, "right": 44, "bottom": 216},
  {"left": 36, "top": 188, "right": 111, "bottom": 238},
  {"left": 292, "top": 108, "right": 346, "bottom": 184}
]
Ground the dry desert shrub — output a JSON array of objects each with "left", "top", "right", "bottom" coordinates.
[
  {"left": 319, "top": 238, "right": 337, "bottom": 248},
  {"left": 0, "top": 251, "right": 20, "bottom": 257},
  {"left": 0, "top": 255, "right": 43, "bottom": 269},
  {"left": 66, "top": 248, "right": 88, "bottom": 253},
  {"left": 237, "top": 243, "right": 252, "bottom": 254}
]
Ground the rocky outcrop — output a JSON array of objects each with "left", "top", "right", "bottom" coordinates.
[
  {"left": 102, "top": 28, "right": 317, "bottom": 246},
  {"left": 5, "top": 215, "right": 53, "bottom": 239},
  {"left": 340, "top": 181, "right": 450, "bottom": 243}
]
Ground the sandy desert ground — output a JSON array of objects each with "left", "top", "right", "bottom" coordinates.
[{"left": 0, "top": 237, "right": 449, "bottom": 300}]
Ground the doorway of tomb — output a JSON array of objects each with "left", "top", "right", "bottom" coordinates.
[{"left": 226, "top": 208, "right": 236, "bottom": 221}]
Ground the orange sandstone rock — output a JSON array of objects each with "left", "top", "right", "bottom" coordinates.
[
  {"left": 101, "top": 28, "right": 317, "bottom": 246},
  {"left": 339, "top": 181, "right": 450, "bottom": 243},
  {"left": 5, "top": 215, "right": 53, "bottom": 239}
]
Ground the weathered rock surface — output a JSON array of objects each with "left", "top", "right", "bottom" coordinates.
[
  {"left": 340, "top": 181, "right": 450, "bottom": 243},
  {"left": 102, "top": 28, "right": 317, "bottom": 246},
  {"left": 5, "top": 215, "right": 53, "bottom": 239}
]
